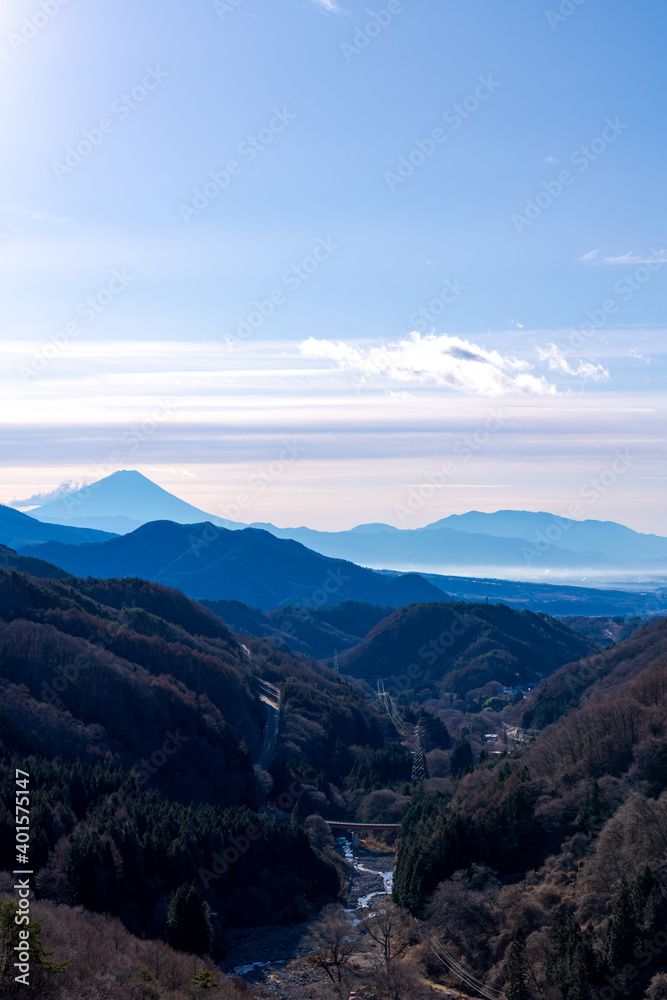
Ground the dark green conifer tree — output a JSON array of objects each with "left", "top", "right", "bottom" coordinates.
[
  {"left": 505, "top": 926, "right": 533, "bottom": 1000},
  {"left": 166, "top": 883, "right": 213, "bottom": 955},
  {"left": 450, "top": 738, "right": 473, "bottom": 777},
  {"left": 607, "top": 876, "right": 636, "bottom": 969}
]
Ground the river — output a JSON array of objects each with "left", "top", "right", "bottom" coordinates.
[{"left": 219, "top": 836, "right": 396, "bottom": 987}]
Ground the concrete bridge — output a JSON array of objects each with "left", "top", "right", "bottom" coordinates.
[{"left": 326, "top": 820, "right": 401, "bottom": 848}]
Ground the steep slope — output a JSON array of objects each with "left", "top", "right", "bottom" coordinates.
[
  {"left": 0, "top": 504, "right": 116, "bottom": 548},
  {"left": 339, "top": 600, "right": 593, "bottom": 696},
  {"left": 393, "top": 620, "right": 667, "bottom": 996},
  {"left": 0, "top": 567, "right": 258, "bottom": 801},
  {"left": 0, "top": 568, "right": 389, "bottom": 801},
  {"left": 522, "top": 614, "right": 667, "bottom": 729},
  {"left": 0, "top": 568, "right": 399, "bottom": 946},
  {"left": 19, "top": 520, "right": 447, "bottom": 609}
]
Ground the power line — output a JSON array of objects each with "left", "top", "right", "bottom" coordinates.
[
  {"left": 417, "top": 922, "right": 505, "bottom": 1000},
  {"left": 377, "top": 679, "right": 426, "bottom": 781}
]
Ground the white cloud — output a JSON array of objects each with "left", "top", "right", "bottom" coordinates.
[
  {"left": 537, "top": 343, "right": 609, "bottom": 382},
  {"left": 579, "top": 249, "right": 599, "bottom": 261},
  {"left": 312, "top": 0, "right": 340, "bottom": 9},
  {"left": 603, "top": 249, "right": 667, "bottom": 264},
  {"left": 300, "top": 332, "right": 558, "bottom": 396}
]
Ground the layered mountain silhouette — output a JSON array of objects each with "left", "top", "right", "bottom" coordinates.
[
  {"left": 0, "top": 503, "right": 116, "bottom": 549},
  {"left": 249, "top": 517, "right": 667, "bottom": 575},
  {"left": 24, "top": 470, "right": 667, "bottom": 580},
  {"left": 18, "top": 520, "right": 446, "bottom": 609},
  {"left": 423, "top": 510, "right": 667, "bottom": 560}
]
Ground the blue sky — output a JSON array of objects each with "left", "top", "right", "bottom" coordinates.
[{"left": 1, "top": 0, "right": 665, "bottom": 533}]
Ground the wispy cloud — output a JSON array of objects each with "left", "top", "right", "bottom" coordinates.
[
  {"left": 8, "top": 479, "right": 84, "bottom": 508},
  {"left": 312, "top": 0, "right": 341, "bottom": 10},
  {"left": 579, "top": 249, "right": 599, "bottom": 261},
  {"left": 537, "top": 343, "right": 609, "bottom": 382},
  {"left": 300, "top": 332, "right": 557, "bottom": 396},
  {"left": 603, "top": 249, "right": 667, "bottom": 264}
]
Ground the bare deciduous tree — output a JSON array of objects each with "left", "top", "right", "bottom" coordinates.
[
  {"left": 299, "top": 904, "right": 361, "bottom": 984},
  {"left": 361, "top": 900, "right": 415, "bottom": 966}
]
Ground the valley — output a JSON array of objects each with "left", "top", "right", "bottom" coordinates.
[{"left": 0, "top": 488, "right": 665, "bottom": 997}]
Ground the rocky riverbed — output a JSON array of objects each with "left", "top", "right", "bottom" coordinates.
[{"left": 219, "top": 837, "right": 396, "bottom": 994}]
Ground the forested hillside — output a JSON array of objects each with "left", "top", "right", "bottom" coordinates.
[
  {"left": 201, "top": 597, "right": 396, "bottom": 659},
  {"left": 394, "top": 619, "right": 667, "bottom": 998},
  {"left": 0, "top": 567, "right": 401, "bottom": 962},
  {"left": 339, "top": 600, "right": 593, "bottom": 698}
]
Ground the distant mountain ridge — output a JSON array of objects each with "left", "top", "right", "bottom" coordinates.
[
  {"left": 24, "top": 471, "right": 667, "bottom": 581},
  {"left": 18, "top": 520, "right": 446, "bottom": 610},
  {"left": 425, "top": 509, "right": 667, "bottom": 559}
]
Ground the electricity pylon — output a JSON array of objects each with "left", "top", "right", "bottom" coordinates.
[{"left": 377, "top": 679, "right": 426, "bottom": 781}]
